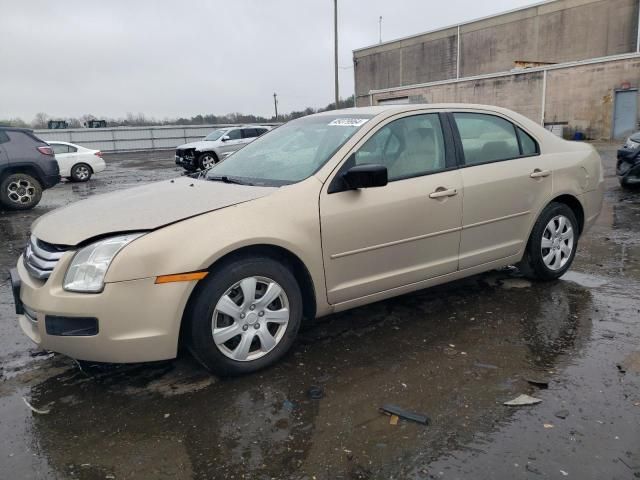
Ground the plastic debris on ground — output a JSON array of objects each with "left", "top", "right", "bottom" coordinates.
[{"left": 504, "top": 394, "right": 542, "bottom": 406}]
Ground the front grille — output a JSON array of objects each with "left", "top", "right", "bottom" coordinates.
[
  {"left": 23, "top": 235, "right": 69, "bottom": 280},
  {"left": 176, "top": 148, "right": 196, "bottom": 160}
]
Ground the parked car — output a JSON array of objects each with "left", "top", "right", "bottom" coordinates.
[
  {"left": 616, "top": 132, "right": 640, "bottom": 188},
  {"left": 10, "top": 104, "right": 604, "bottom": 376},
  {"left": 0, "top": 126, "right": 60, "bottom": 210},
  {"left": 48, "top": 141, "right": 106, "bottom": 182},
  {"left": 175, "top": 126, "right": 271, "bottom": 171}
]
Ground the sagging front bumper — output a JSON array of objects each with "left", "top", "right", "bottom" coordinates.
[
  {"left": 12, "top": 254, "right": 195, "bottom": 363},
  {"left": 175, "top": 149, "right": 196, "bottom": 169},
  {"left": 616, "top": 148, "right": 640, "bottom": 184}
]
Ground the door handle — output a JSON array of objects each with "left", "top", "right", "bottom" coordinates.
[
  {"left": 429, "top": 187, "right": 458, "bottom": 199},
  {"left": 530, "top": 169, "right": 551, "bottom": 178}
]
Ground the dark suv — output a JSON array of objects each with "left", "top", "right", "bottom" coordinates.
[{"left": 0, "top": 126, "right": 60, "bottom": 210}]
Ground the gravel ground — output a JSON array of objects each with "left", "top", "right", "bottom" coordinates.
[{"left": 0, "top": 146, "right": 638, "bottom": 480}]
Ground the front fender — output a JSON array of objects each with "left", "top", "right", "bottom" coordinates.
[{"left": 104, "top": 178, "right": 330, "bottom": 314}]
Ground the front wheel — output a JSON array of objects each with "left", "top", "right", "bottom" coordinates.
[
  {"left": 519, "top": 202, "right": 579, "bottom": 281},
  {"left": 187, "top": 256, "right": 303, "bottom": 376},
  {"left": 197, "top": 152, "right": 218, "bottom": 170}
]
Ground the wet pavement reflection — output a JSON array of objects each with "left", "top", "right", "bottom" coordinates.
[{"left": 0, "top": 147, "right": 638, "bottom": 479}]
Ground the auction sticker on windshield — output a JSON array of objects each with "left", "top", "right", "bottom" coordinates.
[{"left": 328, "top": 118, "right": 369, "bottom": 127}]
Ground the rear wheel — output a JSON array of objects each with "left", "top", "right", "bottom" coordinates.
[
  {"left": 0, "top": 173, "right": 43, "bottom": 210},
  {"left": 197, "top": 152, "right": 218, "bottom": 170},
  {"left": 519, "top": 202, "right": 578, "bottom": 281},
  {"left": 187, "top": 256, "right": 303, "bottom": 376},
  {"left": 70, "top": 163, "right": 92, "bottom": 182}
]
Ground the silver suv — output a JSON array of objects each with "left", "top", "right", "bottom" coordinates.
[{"left": 175, "top": 126, "right": 270, "bottom": 171}]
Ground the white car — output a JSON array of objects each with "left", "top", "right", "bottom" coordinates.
[{"left": 48, "top": 141, "right": 106, "bottom": 182}]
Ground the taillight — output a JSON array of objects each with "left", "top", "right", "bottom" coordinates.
[
  {"left": 37, "top": 146, "right": 54, "bottom": 156},
  {"left": 94, "top": 151, "right": 103, "bottom": 158}
]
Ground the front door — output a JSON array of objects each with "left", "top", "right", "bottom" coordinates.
[
  {"left": 320, "top": 112, "right": 463, "bottom": 305},
  {"left": 219, "top": 128, "right": 244, "bottom": 156},
  {"left": 451, "top": 112, "right": 553, "bottom": 269}
]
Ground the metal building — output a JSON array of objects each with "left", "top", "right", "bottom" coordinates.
[{"left": 353, "top": 0, "right": 640, "bottom": 139}]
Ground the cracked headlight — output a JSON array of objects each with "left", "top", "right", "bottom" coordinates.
[{"left": 63, "top": 233, "right": 144, "bottom": 293}]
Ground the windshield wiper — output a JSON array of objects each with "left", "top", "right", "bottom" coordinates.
[{"left": 207, "top": 175, "right": 253, "bottom": 186}]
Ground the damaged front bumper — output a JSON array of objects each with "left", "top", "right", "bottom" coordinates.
[
  {"left": 12, "top": 253, "right": 194, "bottom": 363},
  {"left": 616, "top": 148, "right": 640, "bottom": 185},
  {"left": 175, "top": 148, "right": 197, "bottom": 169}
]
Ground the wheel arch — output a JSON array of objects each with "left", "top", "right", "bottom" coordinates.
[
  {"left": 0, "top": 165, "right": 45, "bottom": 185},
  {"left": 178, "top": 243, "right": 317, "bottom": 347},
  {"left": 73, "top": 162, "right": 94, "bottom": 173},
  {"left": 549, "top": 193, "right": 585, "bottom": 234}
]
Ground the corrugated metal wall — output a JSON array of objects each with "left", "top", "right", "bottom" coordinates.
[{"left": 34, "top": 124, "right": 278, "bottom": 152}]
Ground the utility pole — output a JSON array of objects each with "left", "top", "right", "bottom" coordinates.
[
  {"left": 273, "top": 93, "right": 278, "bottom": 120},
  {"left": 379, "top": 16, "right": 382, "bottom": 44},
  {"left": 334, "top": 0, "right": 339, "bottom": 109}
]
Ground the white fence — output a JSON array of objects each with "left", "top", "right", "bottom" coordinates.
[{"left": 34, "top": 124, "right": 278, "bottom": 152}]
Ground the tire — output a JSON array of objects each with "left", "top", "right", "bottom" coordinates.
[
  {"left": 0, "top": 173, "right": 43, "bottom": 210},
  {"left": 197, "top": 152, "right": 218, "bottom": 170},
  {"left": 519, "top": 202, "right": 579, "bottom": 281},
  {"left": 187, "top": 256, "right": 303, "bottom": 376},
  {"left": 70, "top": 163, "right": 92, "bottom": 182}
]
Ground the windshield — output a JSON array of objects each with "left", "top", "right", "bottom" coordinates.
[
  {"left": 205, "top": 114, "right": 373, "bottom": 186},
  {"left": 204, "top": 129, "right": 228, "bottom": 141}
]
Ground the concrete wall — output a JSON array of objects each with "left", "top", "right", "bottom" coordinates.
[
  {"left": 354, "top": 27, "right": 458, "bottom": 97},
  {"left": 354, "top": 0, "right": 639, "bottom": 104},
  {"left": 544, "top": 57, "right": 640, "bottom": 137},
  {"left": 369, "top": 56, "right": 640, "bottom": 139},
  {"left": 34, "top": 123, "right": 278, "bottom": 152}
]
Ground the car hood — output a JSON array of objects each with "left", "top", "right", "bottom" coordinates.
[
  {"left": 177, "top": 140, "right": 216, "bottom": 150},
  {"left": 31, "top": 177, "right": 276, "bottom": 246},
  {"left": 629, "top": 132, "right": 640, "bottom": 143}
]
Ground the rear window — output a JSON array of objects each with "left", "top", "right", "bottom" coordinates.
[{"left": 453, "top": 113, "right": 538, "bottom": 165}]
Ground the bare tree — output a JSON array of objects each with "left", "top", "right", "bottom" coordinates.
[{"left": 32, "top": 112, "right": 49, "bottom": 129}]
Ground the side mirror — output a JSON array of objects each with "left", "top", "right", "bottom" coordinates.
[
  {"left": 342, "top": 164, "right": 388, "bottom": 190},
  {"left": 221, "top": 135, "right": 230, "bottom": 142}
]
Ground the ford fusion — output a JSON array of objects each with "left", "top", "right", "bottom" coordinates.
[{"left": 10, "top": 104, "right": 604, "bottom": 375}]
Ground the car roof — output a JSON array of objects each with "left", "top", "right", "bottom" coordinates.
[
  {"left": 47, "top": 140, "right": 86, "bottom": 149},
  {"left": 313, "top": 103, "right": 525, "bottom": 117},
  {"left": 0, "top": 126, "right": 34, "bottom": 133}
]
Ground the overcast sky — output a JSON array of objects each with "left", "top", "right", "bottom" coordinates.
[{"left": 1, "top": 0, "right": 538, "bottom": 121}]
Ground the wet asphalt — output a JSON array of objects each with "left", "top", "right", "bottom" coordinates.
[{"left": 0, "top": 147, "right": 638, "bottom": 480}]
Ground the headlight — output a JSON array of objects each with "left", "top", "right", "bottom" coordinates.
[
  {"left": 63, "top": 233, "right": 144, "bottom": 293},
  {"left": 625, "top": 138, "right": 640, "bottom": 149}
]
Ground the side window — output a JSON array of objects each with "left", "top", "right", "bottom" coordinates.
[
  {"left": 517, "top": 127, "right": 538, "bottom": 156},
  {"left": 453, "top": 113, "right": 521, "bottom": 165},
  {"left": 242, "top": 128, "right": 258, "bottom": 138},
  {"left": 68, "top": 145, "right": 78, "bottom": 153},
  {"left": 0, "top": 131, "right": 9, "bottom": 143},
  {"left": 227, "top": 129, "right": 242, "bottom": 140},
  {"left": 257, "top": 128, "right": 268, "bottom": 136},
  {"left": 354, "top": 114, "right": 446, "bottom": 181},
  {"left": 51, "top": 144, "right": 70, "bottom": 154}
]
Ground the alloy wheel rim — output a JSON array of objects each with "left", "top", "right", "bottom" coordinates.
[
  {"left": 75, "top": 165, "right": 90, "bottom": 180},
  {"left": 201, "top": 155, "right": 215, "bottom": 168},
  {"left": 212, "top": 276, "right": 290, "bottom": 362},
  {"left": 7, "top": 179, "right": 35, "bottom": 204},
  {"left": 541, "top": 214, "right": 574, "bottom": 271}
]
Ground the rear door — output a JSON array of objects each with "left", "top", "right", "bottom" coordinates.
[
  {"left": 241, "top": 128, "right": 259, "bottom": 145},
  {"left": 50, "top": 143, "right": 74, "bottom": 176},
  {"left": 450, "top": 111, "right": 552, "bottom": 269}
]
